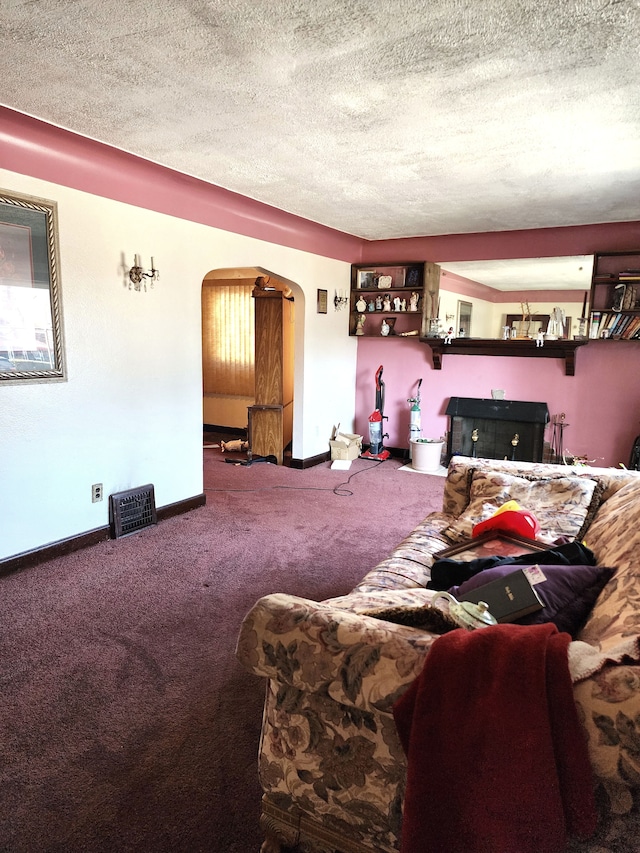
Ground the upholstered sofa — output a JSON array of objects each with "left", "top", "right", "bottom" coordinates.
[{"left": 236, "top": 456, "right": 640, "bottom": 853}]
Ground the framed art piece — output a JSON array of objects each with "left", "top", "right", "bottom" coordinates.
[
  {"left": 0, "top": 189, "right": 65, "bottom": 381},
  {"left": 457, "top": 300, "right": 472, "bottom": 337},
  {"left": 356, "top": 270, "right": 376, "bottom": 289},
  {"left": 435, "top": 532, "right": 549, "bottom": 562},
  {"left": 317, "top": 289, "right": 327, "bottom": 314}
]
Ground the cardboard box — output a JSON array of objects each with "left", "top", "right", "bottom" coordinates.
[{"left": 329, "top": 428, "right": 363, "bottom": 461}]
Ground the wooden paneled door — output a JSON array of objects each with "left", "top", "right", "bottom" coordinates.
[{"left": 250, "top": 288, "right": 294, "bottom": 464}]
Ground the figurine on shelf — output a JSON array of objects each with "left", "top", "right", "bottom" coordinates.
[
  {"left": 401, "top": 299, "right": 407, "bottom": 311},
  {"left": 536, "top": 330, "right": 545, "bottom": 347},
  {"left": 444, "top": 327, "right": 455, "bottom": 344},
  {"left": 375, "top": 295, "right": 383, "bottom": 310},
  {"left": 355, "top": 294, "right": 367, "bottom": 313},
  {"left": 409, "top": 292, "right": 420, "bottom": 311},
  {"left": 356, "top": 314, "right": 366, "bottom": 336},
  {"left": 368, "top": 300, "right": 375, "bottom": 312},
  {"left": 546, "top": 306, "right": 566, "bottom": 340},
  {"left": 382, "top": 294, "right": 392, "bottom": 312},
  {"left": 381, "top": 319, "right": 391, "bottom": 336},
  {"left": 428, "top": 318, "right": 441, "bottom": 337},
  {"left": 393, "top": 296, "right": 401, "bottom": 311}
]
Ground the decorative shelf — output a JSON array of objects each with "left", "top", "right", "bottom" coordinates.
[
  {"left": 422, "top": 338, "right": 589, "bottom": 376},
  {"left": 354, "top": 287, "right": 423, "bottom": 292},
  {"left": 350, "top": 261, "right": 440, "bottom": 338}
]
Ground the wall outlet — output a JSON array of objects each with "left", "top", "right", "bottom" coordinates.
[{"left": 91, "top": 483, "right": 103, "bottom": 503}]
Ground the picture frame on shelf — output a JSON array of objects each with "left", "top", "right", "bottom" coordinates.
[
  {"left": 357, "top": 270, "right": 376, "bottom": 289},
  {"left": 434, "top": 531, "right": 549, "bottom": 562},
  {"left": 405, "top": 266, "right": 422, "bottom": 288}
]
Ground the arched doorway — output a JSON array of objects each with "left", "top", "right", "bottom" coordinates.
[{"left": 201, "top": 266, "right": 298, "bottom": 464}]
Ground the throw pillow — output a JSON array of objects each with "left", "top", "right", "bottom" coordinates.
[
  {"left": 448, "top": 564, "right": 615, "bottom": 637},
  {"left": 442, "top": 470, "right": 602, "bottom": 545},
  {"left": 578, "top": 479, "right": 640, "bottom": 652}
]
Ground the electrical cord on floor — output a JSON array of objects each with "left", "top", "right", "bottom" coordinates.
[{"left": 203, "top": 458, "right": 403, "bottom": 496}]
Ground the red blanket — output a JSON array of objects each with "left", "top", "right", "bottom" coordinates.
[{"left": 393, "top": 623, "right": 597, "bottom": 853}]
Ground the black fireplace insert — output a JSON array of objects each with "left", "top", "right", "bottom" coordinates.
[{"left": 445, "top": 397, "right": 549, "bottom": 463}]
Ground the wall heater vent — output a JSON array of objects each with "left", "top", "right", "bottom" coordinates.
[{"left": 109, "top": 484, "right": 157, "bottom": 539}]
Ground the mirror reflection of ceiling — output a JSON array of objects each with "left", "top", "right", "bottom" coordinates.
[
  {"left": 3, "top": 2, "right": 640, "bottom": 240},
  {"left": 439, "top": 256, "right": 594, "bottom": 292}
]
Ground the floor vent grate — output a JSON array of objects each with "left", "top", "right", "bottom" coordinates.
[{"left": 109, "top": 484, "right": 157, "bottom": 539}]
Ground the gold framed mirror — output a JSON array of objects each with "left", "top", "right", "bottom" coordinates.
[{"left": 0, "top": 189, "right": 65, "bottom": 382}]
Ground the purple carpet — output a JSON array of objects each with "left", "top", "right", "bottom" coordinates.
[{"left": 0, "top": 451, "right": 445, "bottom": 852}]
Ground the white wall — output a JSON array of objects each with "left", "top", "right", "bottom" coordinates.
[
  {"left": 0, "top": 169, "right": 357, "bottom": 560},
  {"left": 438, "top": 288, "right": 495, "bottom": 338}
]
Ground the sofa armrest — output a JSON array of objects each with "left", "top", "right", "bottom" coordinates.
[{"left": 236, "top": 593, "right": 439, "bottom": 714}]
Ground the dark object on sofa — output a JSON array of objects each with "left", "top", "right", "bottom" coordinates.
[
  {"left": 452, "top": 563, "right": 615, "bottom": 637},
  {"left": 428, "top": 539, "right": 596, "bottom": 590},
  {"left": 365, "top": 603, "right": 458, "bottom": 633}
]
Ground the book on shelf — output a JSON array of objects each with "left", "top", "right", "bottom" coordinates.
[
  {"left": 624, "top": 317, "right": 640, "bottom": 339},
  {"left": 609, "top": 314, "right": 626, "bottom": 335},
  {"left": 589, "top": 312, "right": 601, "bottom": 338},
  {"left": 610, "top": 314, "right": 626, "bottom": 334},
  {"left": 458, "top": 568, "right": 544, "bottom": 623},
  {"left": 618, "top": 314, "right": 635, "bottom": 335},
  {"left": 614, "top": 315, "right": 632, "bottom": 337}
]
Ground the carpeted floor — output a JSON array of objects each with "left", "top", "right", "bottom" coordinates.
[{"left": 0, "top": 449, "right": 445, "bottom": 852}]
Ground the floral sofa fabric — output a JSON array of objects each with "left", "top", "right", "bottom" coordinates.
[{"left": 236, "top": 457, "right": 640, "bottom": 853}]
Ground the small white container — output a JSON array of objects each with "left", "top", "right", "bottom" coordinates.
[{"left": 410, "top": 439, "right": 444, "bottom": 472}]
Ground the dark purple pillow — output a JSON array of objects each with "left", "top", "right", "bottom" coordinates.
[{"left": 449, "top": 564, "right": 615, "bottom": 637}]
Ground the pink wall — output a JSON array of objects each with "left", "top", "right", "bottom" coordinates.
[
  {"left": 355, "top": 338, "right": 640, "bottom": 467},
  {"left": 5, "top": 105, "right": 638, "bottom": 267},
  {"left": 0, "top": 106, "right": 361, "bottom": 261},
  {"left": 356, "top": 229, "right": 640, "bottom": 467},
  {"left": 361, "top": 223, "right": 640, "bottom": 263},
  {"left": 441, "top": 270, "right": 587, "bottom": 305}
]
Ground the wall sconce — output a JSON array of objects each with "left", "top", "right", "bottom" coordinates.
[
  {"left": 129, "top": 255, "right": 159, "bottom": 291},
  {"left": 334, "top": 289, "right": 349, "bottom": 310}
]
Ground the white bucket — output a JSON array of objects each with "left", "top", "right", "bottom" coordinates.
[{"left": 410, "top": 439, "right": 444, "bottom": 472}]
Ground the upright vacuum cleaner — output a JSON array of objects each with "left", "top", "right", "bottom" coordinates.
[{"left": 361, "top": 364, "right": 391, "bottom": 460}]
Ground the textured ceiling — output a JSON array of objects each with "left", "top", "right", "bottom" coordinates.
[
  {"left": 440, "top": 255, "right": 594, "bottom": 291},
  {"left": 3, "top": 0, "right": 640, "bottom": 240}
]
